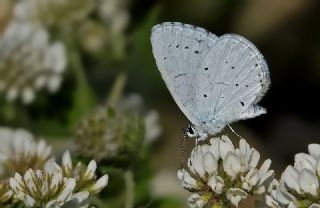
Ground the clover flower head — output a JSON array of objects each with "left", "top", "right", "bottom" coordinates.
[
  {"left": 0, "top": 127, "right": 52, "bottom": 177},
  {"left": 9, "top": 169, "right": 85, "bottom": 208},
  {"left": 50, "top": 151, "right": 109, "bottom": 194},
  {"left": 0, "top": 20, "right": 66, "bottom": 104},
  {"left": 74, "top": 105, "right": 145, "bottom": 161},
  {"left": 178, "top": 135, "right": 274, "bottom": 208},
  {"left": 265, "top": 144, "right": 320, "bottom": 208}
]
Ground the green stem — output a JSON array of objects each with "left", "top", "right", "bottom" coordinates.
[
  {"left": 124, "top": 170, "right": 134, "bottom": 208},
  {"left": 107, "top": 73, "right": 127, "bottom": 107},
  {"left": 69, "top": 50, "right": 90, "bottom": 91},
  {"left": 67, "top": 47, "right": 96, "bottom": 127}
]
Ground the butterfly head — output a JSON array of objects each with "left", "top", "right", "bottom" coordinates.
[
  {"left": 184, "top": 124, "right": 208, "bottom": 141},
  {"left": 184, "top": 125, "right": 196, "bottom": 138}
]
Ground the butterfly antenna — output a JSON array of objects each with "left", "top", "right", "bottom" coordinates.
[{"left": 228, "top": 125, "right": 245, "bottom": 140}]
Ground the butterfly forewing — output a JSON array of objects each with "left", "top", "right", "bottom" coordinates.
[{"left": 151, "top": 22, "right": 218, "bottom": 126}]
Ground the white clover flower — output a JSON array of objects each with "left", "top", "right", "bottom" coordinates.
[
  {"left": 265, "top": 144, "right": 320, "bottom": 208},
  {"left": 9, "top": 168, "right": 88, "bottom": 208},
  {"left": 0, "top": 20, "right": 66, "bottom": 104},
  {"left": 49, "top": 151, "right": 108, "bottom": 195},
  {"left": 178, "top": 135, "right": 274, "bottom": 208},
  {"left": 0, "top": 127, "right": 52, "bottom": 177},
  {"left": 118, "top": 94, "right": 162, "bottom": 143}
]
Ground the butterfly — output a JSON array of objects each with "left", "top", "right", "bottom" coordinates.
[{"left": 151, "top": 22, "right": 270, "bottom": 141}]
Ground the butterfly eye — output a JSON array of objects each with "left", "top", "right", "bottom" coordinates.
[{"left": 187, "top": 125, "right": 194, "bottom": 135}]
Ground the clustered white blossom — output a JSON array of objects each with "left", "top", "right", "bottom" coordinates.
[
  {"left": 178, "top": 135, "right": 274, "bottom": 208},
  {"left": 49, "top": 151, "right": 109, "bottom": 194},
  {"left": 9, "top": 151, "right": 109, "bottom": 208},
  {"left": 0, "top": 126, "right": 108, "bottom": 207},
  {"left": 265, "top": 144, "right": 320, "bottom": 208},
  {"left": 10, "top": 169, "right": 82, "bottom": 208},
  {"left": 0, "top": 20, "right": 66, "bottom": 104},
  {"left": 0, "top": 127, "right": 52, "bottom": 176}
]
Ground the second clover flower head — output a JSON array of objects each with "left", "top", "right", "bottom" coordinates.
[
  {"left": 265, "top": 144, "right": 320, "bottom": 208},
  {"left": 0, "top": 20, "right": 66, "bottom": 104},
  {"left": 178, "top": 135, "right": 274, "bottom": 208},
  {"left": 48, "top": 151, "right": 109, "bottom": 195},
  {"left": 9, "top": 169, "right": 78, "bottom": 207}
]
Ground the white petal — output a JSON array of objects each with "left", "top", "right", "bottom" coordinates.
[
  {"left": 56, "top": 178, "right": 76, "bottom": 202},
  {"left": 84, "top": 160, "right": 97, "bottom": 179},
  {"left": 189, "top": 146, "right": 206, "bottom": 179},
  {"left": 62, "top": 151, "right": 73, "bottom": 173},
  {"left": 299, "top": 169, "right": 319, "bottom": 196},
  {"left": 203, "top": 152, "right": 218, "bottom": 175},
  {"left": 208, "top": 175, "right": 224, "bottom": 194},
  {"left": 242, "top": 169, "right": 259, "bottom": 191},
  {"left": 226, "top": 188, "right": 247, "bottom": 208},
  {"left": 272, "top": 184, "right": 296, "bottom": 206},
  {"left": 219, "top": 135, "right": 234, "bottom": 160},
  {"left": 37, "top": 140, "right": 51, "bottom": 159},
  {"left": 309, "top": 144, "right": 320, "bottom": 160},
  {"left": 50, "top": 171, "right": 63, "bottom": 192},
  {"left": 177, "top": 169, "right": 201, "bottom": 190},
  {"left": 223, "top": 152, "right": 241, "bottom": 180},
  {"left": 9, "top": 175, "right": 23, "bottom": 192},
  {"left": 90, "top": 174, "right": 108, "bottom": 193},
  {"left": 208, "top": 137, "right": 220, "bottom": 159},
  {"left": 281, "top": 166, "right": 300, "bottom": 193},
  {"left": 25, "top": 194, "right": 36, "bottom": 207},
  {"left": 294, "top": 153, "right": 316, "bottom": 172},
  {"left": 24, "top": 169, "right": 37, "bottom": 195},
  {"left": 188, "top": 194, "right": 208, "bottom": 208},
  {"left": 249, "top": 148, "right": 260, "bottom": 169}
]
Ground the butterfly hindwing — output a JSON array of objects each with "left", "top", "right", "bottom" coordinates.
[{"left": 193, "top": 34, "right": 270, "bottom": 134}]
